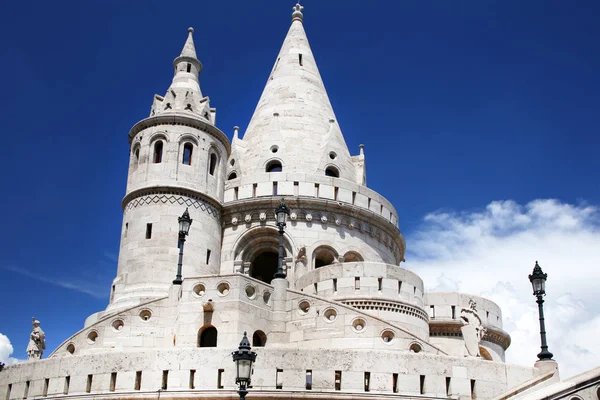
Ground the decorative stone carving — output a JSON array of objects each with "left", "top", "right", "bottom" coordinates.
[
  {"left": 306, "top": 213, "right": 313, "bottom": 221},
  {"left": 320, "top": 215, "right": 328, "bottom": 223},
  {"left": 349, "top": 220, "right": 356, "bottom": 229},
  {"left": 259, "top": 212, "right": 267, "bottom": 221},
  {"left": 460, "top": 299, "right": 487, "bottom": 358},
  {"left": 231, "top": 216, "right": 239, "bottom": 225},
  {"left": 26, "top": 318, "right": 45, "bottom": 361},
  {"left": 202, "top": 299, "right": 214, "bottom": 312},
  {"left": 290, "top": 212, "right": 297, "bottom": 220},
  {"left": 335, "top": 217, "right": 342, "bottom": 226},
  {"left": 244, "top": 214, "right": 252, "bottom": 223}
]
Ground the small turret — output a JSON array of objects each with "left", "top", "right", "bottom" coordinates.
[{"left": 150, "top": 28, "right": 214, "bottom": 123}]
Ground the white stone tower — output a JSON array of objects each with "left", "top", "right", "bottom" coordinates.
[{"left": 110, "top": 28, "right": 230, "bottom": 311}]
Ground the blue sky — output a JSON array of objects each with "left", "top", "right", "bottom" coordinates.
[{"left": 1, "top": 1, "right": 599, "bottom": 376}]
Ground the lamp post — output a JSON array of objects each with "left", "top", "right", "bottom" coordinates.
[
  {"left": 173, "top": 208, "right": 192, "bottom": 285},
  {"left": 274, "top": 199, "right": 290, "bottom": 279},
  {"left": 232, "top": 332, "right": 257, "bottom": 400},
  {"left": 528, "top": 261, "right": 553, "bottom": 361}
]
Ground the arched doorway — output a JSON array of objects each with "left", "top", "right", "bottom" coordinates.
[{"left": 251, "top": 252, "right": 279, "bottom": 284}]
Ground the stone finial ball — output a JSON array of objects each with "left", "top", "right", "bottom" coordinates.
[{"left": 188, "top": 27, "right": 194, "bottom": 33}]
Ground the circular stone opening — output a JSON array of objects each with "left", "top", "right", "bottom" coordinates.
[
  {"left": 139, "top": 309, "right": 152, "bottom": 321},
  {"left": 329, "top": 151, "right": 337, "bottom": 160},
  {"left": 270, "top": 145, "right": 279, "bottom": 153},
  {"left": 263, "top": 290, "right": 272, "bottom": 304},
  {"left": 86, "top": 330, "right": 98, "bottom": 344},
  {"left": 298, "top": 300, "right": 311, "bottom": 314},
  {"left": 217, "top": 282, "right": 230, "bottom": 296},
  {"left": 66, "top": 343, "right": 75, "bottom": 354},
  {"left": 381, "top": 330, "right": 395, "bottom": 343},
  {"left": 245, "top": 285, "right": 257, "bottom": 299},
  {"left": 112, "top": 319, "right": 124, "bottom": 332},
  {"left": 352, "top": 318, "right": 366, "bottom": 332},
  {"left": 193, "top": 283, "right": 206, "bottom": 297},
  {"left": 323, "top": 308, "right": 338, "bottom": 322},
  {"left": 409, "top": 343, "right": 423, "bottom": 353}
]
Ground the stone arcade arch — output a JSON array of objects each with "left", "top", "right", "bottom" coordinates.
[{"left": 233, "top": 227, "right": 294, "bottom": 284}]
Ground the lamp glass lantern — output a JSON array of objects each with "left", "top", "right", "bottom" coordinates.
[
  {"left": 529, "top": 261, "right": 547, "bottom": 296},
  {"left": 232, "top": 332, "right": 257, "bottom": 386},
  {"left": 178, "top": 208, "right": 193, "bottom": 235},
  {"left": 275, "top": 199, "right": 290, "bottom": 226}
]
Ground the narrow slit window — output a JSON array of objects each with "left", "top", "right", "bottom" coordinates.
[
  {"left": 218, "top": 369, "right": 224, "bottom": 389},
  {"left": 314, "top": 282, "right": 318, "bottom": 293},
  {"left": 294, "top": 181, "right": 299, "bottom": 196},
  {"left": 124, "top": 222, "right": 128, "bottom": 238},
  {"left": 146, "top": 223, "right": 152, "bottom": 239},
  {"left": 299, "top": 53, "right": 303, "bottom": 66},
  {"left": 273, "top": 181, "right": 278, "bottom": 195},
  {"left": 471, "top": 379, "right": 476, "bottom": 399},
  {"left": 162, "top": 371, "right": 169, "bottom": 390},
  {"left": 352, "top": 191, "right": 356, "bottom": 204},
  {"left": 451, "top": 306, "right": 456, "bottom": 319},
  {"left": 209, "top": 153, "right": 218, "bottom": 176},
  {"left": 420, "top": 375, "right": 426, "bottom": 395},
  {"left": 334, "top": 187, "right": 339, "bottom": 200},
  {"left": 182, "top": 143, "right": 193, "bottom": 165},
  {"left": 430, "top": 305, "right": 436, "bottom": 319},
  {"left": 325, "top": 166, "right": 339, "bottom": 177},
  {"left": 486, "top": 311, "right": 490, "bottom": 321},
  {"left": 234, "top": 187, "right": 239, "bottom": 200},
  {"left": 446, "top": 377, "right": 451, "bottom": 396},
  {"left": 6, "top": 384, "right": 11, "bottom": 400},
  {"left": 414, "top": 286, "right": 417, "bottom": 295},
  {"left": 206, "top": 250, "right": 211, "bottom": 265},
  {"left": 315, "top": 183, "right": 320, "bottom": 197},
  {"left": 364, "top": 372, "right": 370, "bottom": 392},
  {"left": 186, "top": 63, "right": 191, "bottom": 73},
  {"left": 355, "top": 277, "right": 360, "bottom": 290},
  {"left": 153, "top": 141, "right": 163, "bottom": 164},
  {"left": 393, "top": 373, "right": 398, "bottom": 393},
  {"left": 110, "top": 373, "right": 117, "bottom": 392},
  {"left": 306, "top": 370, "right": 312, "bottom": 390},
  {"left": 335, "top": 371, "right": 341, "bottom": 391},
  {"left": 333, "top": 278, "right": 337, "bottom": 293},
  {"left": 134, "top": 147, "right": 140, "bottom": 164},
  {"left": 87, "top": 374, "right": 93, "bottom": 393},
  {"left": 135, "top": 371, "right": 142, "bottom": 391},
  {"left": 43, "top": 379, "right": 49, "bottom": 397},
  {"left": 24, "top": 381, "right": 30, "bottom": 399},
  {"left": 189, "top": 370, "right": 196, "bottom": 389},
  {"left": 64, "top": 376, "right": 70, "bottom": 395},
  {"left": 398, "top": 281, "right": 403, "bottom": 295},
  {"left": 368, "top": 198, "right": 372, "bottom": 209},
  {"left": 378, "top": 277, "right": 383, "bottom": 291},
  {"left": 252, "top": 183, "right": 257, "bottom": 197},
  {"left": 276, "top": 369, "right": 283, "bottom": 389}
]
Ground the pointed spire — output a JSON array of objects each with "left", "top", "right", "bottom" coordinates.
[
  {"left": 239, "top": 4, "right": 356, "bottom": 182},
  {"left": 180, "top": 27, "right": 198, "bottom": 59}
]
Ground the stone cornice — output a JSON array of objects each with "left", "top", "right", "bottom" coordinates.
[
  {"left": 128, "top": 113, "right": 231, "bottom": 154},
  {"left": 122, "top": 186, "right": 222, "bottom": 217},
  {"left": 428, "top": 320, "right": 511, "bottom": 350},
  {"left": 222, "top": 197, "right": 406, "bottom": 263}
]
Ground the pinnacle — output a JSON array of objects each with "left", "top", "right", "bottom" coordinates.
[
  {"left": 292, "top": 3, "right": 304, "bottom": 22},
  {"left": 180, "top": 27, "right": 198, "bottom": 59}
]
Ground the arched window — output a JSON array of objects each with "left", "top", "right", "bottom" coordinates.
[
  {"left": 153, "top": 141, "right": 163, "bottom": 164},
  {"left": 228, "top": 172, "right": 238, "bottom": 180},
  {"left": 133, "top": 147, "right": 140, "bottom": 164},
  {"left": 209, "top": 153, "right": 218, "bottom": 176},
  {"left": 198, "top": 326, "right": 218, "bottom": 347},
  {"left": 182, "top": 143, "right": 193, "bottom": 165},
  {"left": 313, "top": 246, "right": 338, "bottom": 269},
  {"left": 343, "top": 251, "right": 363, "bottom": 262},
  {"left": 325, "top": 166, "right": 339, "bottom": 177},
  {"left": 266, "top": 160, "right": 282, "bottom": 173},
  {"left": 252, "top": 331, "right": 267, "bottom": 347}
]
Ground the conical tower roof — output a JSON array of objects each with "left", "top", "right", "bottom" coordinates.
[{"left": 239, "top": 4, "right": 357, "bottom": 182}]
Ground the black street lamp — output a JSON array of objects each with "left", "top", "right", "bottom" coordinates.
[
  {"left": 232, "top": 332, "right": 257, "bottom": 400},
  {"left": 529, "top": 261, "right": 554, "bottom": 361},
  {"left": 173, "top": 208, "right": 192, "bottom": 285},
  {"left": 274, "top": 199, "right": 290, "bottom": 279}
]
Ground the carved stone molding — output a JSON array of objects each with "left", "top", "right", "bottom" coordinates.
[
  {"left": 124, "top": 191, "right": 220, "bottom": 220},
  {"left": 429, "top": 320, "right": 511, "bottom": 350}
]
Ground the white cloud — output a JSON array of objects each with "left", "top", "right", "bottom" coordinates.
[
  {"left": 405, "top": 199, "right": 600, "bottom": 379},
  {"left": 0, "top": 333, "right": 22, "bottom": 366}
]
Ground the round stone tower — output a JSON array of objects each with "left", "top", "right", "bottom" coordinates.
[{"left": 109, "top": 28, "right": 230, "bottom": 311}]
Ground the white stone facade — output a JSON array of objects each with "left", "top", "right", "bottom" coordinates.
[{"left": 2, "top": 4, "right": 599, "bottom": 400}]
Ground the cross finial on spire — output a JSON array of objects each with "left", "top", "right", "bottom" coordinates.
[{"left": 292, "top": 3, "right": 304, "bottom": 23}]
